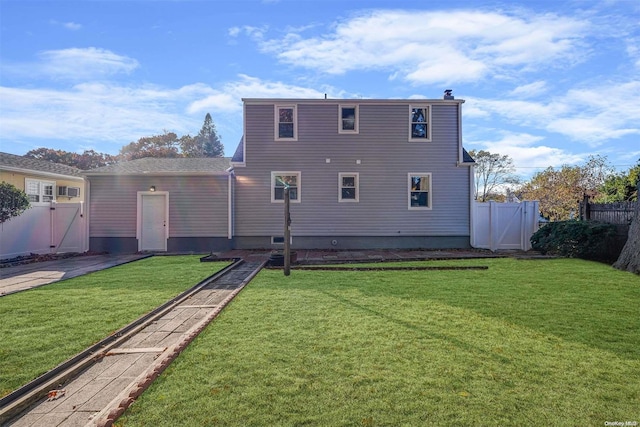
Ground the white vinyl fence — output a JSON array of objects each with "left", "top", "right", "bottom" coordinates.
[
  {"left": 0, "top": 202, "right": 88, "bottom": 259},
  {"left": 472, "top": 201, "right": 540, "bottom": 251}
]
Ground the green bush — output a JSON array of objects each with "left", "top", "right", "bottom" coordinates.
[
  {"left": 0, "top": 182, "right": 30, "bottom": 223},
  {"left": 531, "top": 220, "right": 620, "bottom": 262}
]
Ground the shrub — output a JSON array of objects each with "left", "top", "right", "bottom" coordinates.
[
  {"left": 0, "top": 182, "right": 30, "bottom": 223},
  {"left": 531, "top": 220, "right": 620, "bottom": 262}
]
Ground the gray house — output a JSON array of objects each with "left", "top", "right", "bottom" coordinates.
[
  {"left": 84, "top": 94, "right": 475, "bottom": 254},
  {"left": 84, "top": 157, "right": 232, "bottom": 253},
  {"left": 230, "top": 95, "right": 475, "bottom": 250}
]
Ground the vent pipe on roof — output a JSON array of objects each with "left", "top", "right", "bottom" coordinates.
[{"left": 444, "top": 89, "right": 454, "bottom": 100}]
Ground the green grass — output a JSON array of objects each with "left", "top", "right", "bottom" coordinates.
[
  {"left": 118, "top": 258, "right": 640, "bottom": 426},
  {"left": 0, "top": 256, "right": 229, "bottom": 396}
]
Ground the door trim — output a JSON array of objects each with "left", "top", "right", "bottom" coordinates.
[{"left": 136, "top": 191, "right": 169, "bottom": 251}]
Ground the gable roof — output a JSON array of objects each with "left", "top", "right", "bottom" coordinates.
[
  {"left": 231, "top": 136, "right": 244, "bottom": 164},
  {"left": 462, "top": 148, "right": 475, "bottom": 163},
  {"left": 84, "top": 157, "right": 231, "bottom": 175},
  {"left": 0, "top": 152, "right": 83, "bottom": 178}
]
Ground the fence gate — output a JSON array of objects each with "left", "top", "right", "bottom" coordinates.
[
  {"left": 0, "top": 202, "right": 87, "bottom": 259},
  {"left": 472, "top": 201, "right": 540, "bottom": 251}
]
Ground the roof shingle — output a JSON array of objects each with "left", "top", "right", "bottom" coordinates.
[
  {"left": 0, "top": 152, "right": 83, "bottom": 177},
  {"left": 84, "top": 157, "right": 231, "bottom": 175}
]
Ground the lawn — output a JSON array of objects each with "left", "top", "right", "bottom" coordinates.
[
  {"left": 118, "top": 258, "right": 640, "bottom": 426},
  {"left": 0, "top": 256, "right": 230, "bottom": 396}
]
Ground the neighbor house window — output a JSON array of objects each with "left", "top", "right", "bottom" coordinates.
[
  {"left": 275, "top": 105, "right": 297, "bottom": 141},
  {"left": 409, "top": 105, "right": 431, "bottom": 141},
  {"left": 408, "top": 173, "right": 432, "bottom": 209},
  {"left": 338, "top": 105, "right": 359, "bottom": 134},
  {"left": 272, "top": 172, "right": 300, "bottom": 202},
  {"left": 339, "top": 172, "right": 359, "bottom": 202},
  {"left": 25, "top": 178, "right": 55, "bottom": 203}
]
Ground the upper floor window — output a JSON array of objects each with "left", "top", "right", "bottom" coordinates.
[
  {"left": 408, "top": 173, "right": 432, "bottom": 209},
  {"left": 25, "top": 178, "right": 55, "bottom": 204},
  {"left": 272, "top": 172, "right": 300, "bottom": 203},
  {"left": 339, "top": 172, "right": 359, "bottom": 202},
  {"left": 275, "top": 105, "right": 297, "bottom": 141},
  {"left": 409, "top": 105, "right": 431, "bottom": 141},
  {"left": 338, "top": 105, "right": 359, "bottom": 134}
]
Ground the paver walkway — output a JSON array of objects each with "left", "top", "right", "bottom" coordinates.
[{"left": 5, "top": 260, "right": 262, "bottom": 427}]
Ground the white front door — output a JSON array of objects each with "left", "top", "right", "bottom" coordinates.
[{"left": 139, "top": 193, "right": 168, "bottom": 251}]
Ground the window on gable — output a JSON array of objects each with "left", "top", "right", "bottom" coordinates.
[
  {"left": 339, "top": 172, "right": 359, "bottom": 202},
  {"left": 408, "top": 173, "right": 432, "bottom": 209},
  {"left": 275, "top": 105, "right": 297, "bottom": 141},
  {"left": 25, "top": 178, "right": 55, "bottom": 204},
  {"left": 272, "top": 172, "right": 300, "bottom": 203},
  {"left": 409, "top": 105, "right": 431, "bottom": 141},
  {"left": 339, "top": 105, "right": 359, "bottom": 134}
]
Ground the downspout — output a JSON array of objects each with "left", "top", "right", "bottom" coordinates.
[
  {"left": 226, "top": 168, "right": 234, "bottom": 242},
  {"left": 469, "top": 165, "right": 476, "bottom": 248},
  {"left": 83, "top": 179, "right": 90, "bottom": 253}
]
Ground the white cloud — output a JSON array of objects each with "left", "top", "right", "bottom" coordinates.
[
  {"left": 0, "top": 83, "right": 202, "bottom": 152},
  {"left": 509, "top": 81, "right": 548, "bottom": 98},
  {"left": 466, "top": 79, "right": 640, "bottom": 146},
  {"left": 0, "top": 75, "right": 332, "bottom": 154},
  {"left": 50, "top": 20, "right": 82, "bottom": 31},
  {"left": 468, "top": 131, "right": 584, "bottom": 176},
  {"left": 35, "top": 48, "right": 139, "bottom": 80},
  {"left": 187, "top": 74, "right": 328, "bottom": 114},
  {"left": 255, "top": 9, "right": 589, "bottom": 85},
  {"left": 63, "top": 22, "right": 82, "bottom": 31}
]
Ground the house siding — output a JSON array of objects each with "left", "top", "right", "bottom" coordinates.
[
  {"left": 0, "top": 170, "right": 86, "bottom": 204},
  {"left": 88, "top": 175, "right": 230, "bottom": 252},
  {"left": 233, "top": 100, "right": 471, "bottom": 249}
]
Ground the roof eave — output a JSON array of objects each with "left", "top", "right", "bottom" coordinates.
[{"left": 0, "top": 165, "right": 84, "bottom": 180}]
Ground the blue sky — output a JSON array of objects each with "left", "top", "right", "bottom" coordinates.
[{"left": 1, "top": 0, "right": 639, "bottom": 178}]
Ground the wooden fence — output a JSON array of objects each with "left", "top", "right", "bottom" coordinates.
[{"left": 580, "top": 199, "right": 636, "bottom": 224}]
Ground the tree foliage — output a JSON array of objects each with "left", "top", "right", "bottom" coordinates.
[
  {"left": 119, "top": 131, "right": 182, "bottom": 161},
  {"left": 181, "top": 113, "right": 224, "bottom": 157},
  {"left": 468, "top": 150, "right": 520, "bottom": 202},
  {"left": 519, "top": 155, "right": 614, "bottom": 221},
  {"left": 594, "top": 159, "right": 639, "bottom": 203},
  {"left": 0, "top": 182, "right": 30, "bottom": 223},
  {"left": 25, "top": 148, "right": 117, "bottom": 170}
]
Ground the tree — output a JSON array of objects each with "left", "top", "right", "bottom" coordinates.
[
  {"left": 519, "top": 155, "right": 614, "bottom": 221},
  {"left": 0, "top": 182, "right": 30, "bottom": 223},
  {"left": 613, "top": 181, "right": 640, "bottom": 274},
  {"left": 468, "top": 150, "right": 520, "bottom": 202},
  {"left": 182, "top": 113, "right": 224, "bottom": 157},
  {"left": 119, "top": 131, "right": 182, "bottom": 161},
  {"left": 595, "top": 159, "right": 640, "bottom": 203},
  {"left": 25, "top": 148, "right": 117, "bottom": 169}
]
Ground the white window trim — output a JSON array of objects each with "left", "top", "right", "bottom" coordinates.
[
  {"left": 25, "top": 178, "right": 55, "bottom": 204},
  {"left": 271, "top": 171, "right": 301, "bottom": 203},
  {"left": 274, "top": 104, "right": 298, "bottom": 141},
  {"left": 338, "top": 172, "right": 359, "bottom": 202},
  {"left": 338, "top": 104, "right": 359, "bottom": 134},
  {"left": 408, "top": 172, "right": 432, "bottom": 210},
  {"left": 409, "top": 104, "right": 432, "bottom": 142}
]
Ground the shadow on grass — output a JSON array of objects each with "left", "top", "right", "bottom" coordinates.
[{"left": 269, "top": 259, "right": 640, "bottom": 361}]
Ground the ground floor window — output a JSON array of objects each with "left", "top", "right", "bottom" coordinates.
[
  {"left": 339, "top": 172, "right": 359, "bottom": 202},
  {"left": 272, "top": 171, "right": 300, "bottom": 202},
  {"left": 25, "top": 178, "right": 55, "bottom": 203},
  {"left": 408, "top": 173, "right": 432, "bottom": 209}
]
